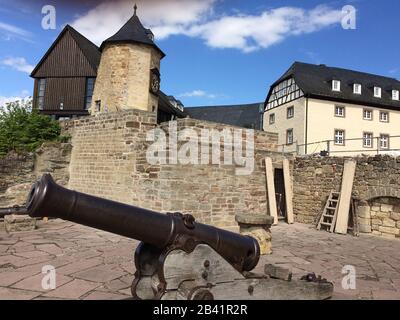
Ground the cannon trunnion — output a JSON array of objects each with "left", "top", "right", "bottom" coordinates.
[{"left": 21, "top": 174, "right": 333, "bottom": 300}]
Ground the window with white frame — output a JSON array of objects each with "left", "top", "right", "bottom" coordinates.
[
  {"left": 363, "top": 109, "right": 373, "bottom": 120},
  {"left": 269, "top": 113, "right": 275, "bottom": 124},
  {"left": 286, "top": 129, "right": 293, "bottom": 145},
  {"left": 353, "top": 83, "right": 362, "bottom": 94},
  {"left": 335, "top": 105, "right": 345, "bottom": 117},
  {"left": 380, "top": 111, "right": 389, "bottom": 122},
  {"left": 334, "top": 130, "right": 345, "bottom": 145},
  {"left": 363, "top": 132, "right": 373, "bottom": 148},
  {"left": 393, "top": 90, "right": 399, "bottom": 101},
  {"left": 332, "top": 80, "right": 341, "bottom": 92},
  {"left": 374, "top": 86, "right": 382, "bottom": 98},
  {"left": 380, "top": 134, "right": 389, "bottom": 149},
  {"left": 287, "top": 106, "right": 294, "bottom": 119}
]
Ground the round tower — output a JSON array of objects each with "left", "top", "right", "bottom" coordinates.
[{"left": 90, "top": 5, "right": 165, "bottom": 114}]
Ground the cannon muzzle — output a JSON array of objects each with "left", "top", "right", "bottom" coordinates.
[{"left": 26, "top": 174, "right": 260, "bottom": 273}]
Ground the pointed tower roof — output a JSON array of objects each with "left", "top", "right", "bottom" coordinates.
[{"left": 100, "top": 7, "right": 165, "bottom": 58}]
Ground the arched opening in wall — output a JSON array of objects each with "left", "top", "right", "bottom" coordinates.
[{"left": 357, "top": 197, "right": 400, "bottom": 239}]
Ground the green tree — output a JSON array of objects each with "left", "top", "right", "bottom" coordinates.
[{"left": 0, "top": 98, "right": 60, "bottom": 156}]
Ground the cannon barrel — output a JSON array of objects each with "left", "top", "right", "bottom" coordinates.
[
  {"left": 0, "top": 206, "right": 27, "bottom": 218},
  {"left": 26, "top": 174, "right": 260, "bottom": 272}
]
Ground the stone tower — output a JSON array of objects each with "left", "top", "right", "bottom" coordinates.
[{"left": 90, "top": 6, "right": 165, "bottom": 114}]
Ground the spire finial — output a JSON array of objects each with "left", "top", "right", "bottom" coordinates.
[{"left": 134, "top": 3, "right": 137, "bottom": 16}]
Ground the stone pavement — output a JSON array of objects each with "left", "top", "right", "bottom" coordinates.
[{"left": 0, "top": 219, "right": 399, "bottom": 300}]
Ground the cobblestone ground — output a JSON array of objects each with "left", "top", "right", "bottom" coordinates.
[{"left": 0, "top": 220, "right": 399, "bottom": 300}]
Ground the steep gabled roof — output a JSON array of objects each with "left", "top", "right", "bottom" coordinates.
[
  {"left": 30, "top": 25, "right": 101, "bottom": 77},
  {"left": 67, "top": 26, "right": 101, "bottom": 72},
  {"left": 266, "top": 62, "right": 400, "bottom": 110},
  {"left": 185, "top": 103, "right": 264, "bottom": 130},
  {"left": 100, "top": 14, "right": 165, "bottom": 58}
]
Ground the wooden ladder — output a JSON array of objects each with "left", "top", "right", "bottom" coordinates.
[{"left": 317, "top": 191, "right": 340, "bottom": 232}]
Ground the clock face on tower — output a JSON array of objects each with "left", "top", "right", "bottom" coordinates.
[{"left": 150, "top": 70, "right": 160, "bottom": 95}]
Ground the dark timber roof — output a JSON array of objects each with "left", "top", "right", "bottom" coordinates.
[
  {"left": 185, "top": 103, "right": 264, "bottom": 129},
  {"left": 100, "top": 14, "right": 165, "bottom": 57},
  {"left": 68, "top": 26, "right": 101, "bottom": 72},
  {"left": 266, "top": 62, "right": 400, "bottom": 110},
  {"left": 30, "top": 25, "right": 101, "bottom": 77}
]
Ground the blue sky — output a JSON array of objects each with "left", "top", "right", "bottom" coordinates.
[{"left": 0, "top": 0, "right": 399, "bottom": 107}]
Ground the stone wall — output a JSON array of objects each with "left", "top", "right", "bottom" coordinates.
[
  {"left": 63, "top": 110, "right": 282, "bottom": 231},
  {"left": 0, "top": 142, "right": 72, "bottom": 207},
  {"left": 65, "top": 110, "right": 157, "bottom": 204},
  {"left": 132, "top": 118, "right": 282, "bottom": 229},
  {"left": 358, "top": 198, "right": 400, "bottom": 239},
  {"left": 0, "top": 152, "right": 35, "bottom": 193},
  {"left": 293, "top": 155, "right": 400, "bottom": 239}
]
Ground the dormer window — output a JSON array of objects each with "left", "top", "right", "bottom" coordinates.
[
  {"left": 332, "top": 80, "right": 341, "bottom": 92},
  {"left": 392, "top": 90, "right": 399, "bottom": 100},
  {"left": 374, "top": 86, "right": 382, "bottom": 98},
  {"left": 353, "top": 83, "right": 362, "bottom": 95}
]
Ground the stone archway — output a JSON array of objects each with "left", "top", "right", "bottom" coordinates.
[{"left": 362, "top": 187, "right": 400, "bottom": 202}]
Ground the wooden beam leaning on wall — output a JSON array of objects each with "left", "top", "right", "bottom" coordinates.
[
  {"left": 265, "top": 157, "right": 278, "bottom": 225},
  {"left": 335, "top": 160, "right": 357, "bottom": 234},
  {"left": 283, "top": 158, "right": 294, "bottom": 224}
]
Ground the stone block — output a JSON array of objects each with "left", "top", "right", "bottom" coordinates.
[
  {"left": 358, "top": 218, "right": 371, "bottom": 226},
  {"left": 380, "top": 204, "right": 393, "bottom": 212},
  {"left": 382, "top": 218, "right": 396, "bottom": 228},
  {"left": 235, "top": 214, "right": 274, "bottom": 226},
  {"left": 358, "top": 224, "right": 372, "bottom": 233},
  {"left": 372, "top": 231, "right": 382, "bottom": 236},
  {"left": 264, "top": 264, "right": 292, "bottom": 281},
  {"left": 357, "top": 206, "right": 371, "bottom": 219},
  {"left": 372, "top": 218, "right": 382, "bottom": 226},
  {"left": 4, "top": 215, "right": 37, "bottom": 233},
  {"left": 397, "top": 221, "right": 400, "bottom": 229},
  {"left": 390, "top": 212, "right": 400, "bottom": 221},
  {"left": 378, "top": 226, "right": 399, "bottom": 235},
  {"left": 371, "top": 206, "right": 380, "bottom": 212},
  {"left": 376, "top": 212, "right": 390, "bottom": 219}
]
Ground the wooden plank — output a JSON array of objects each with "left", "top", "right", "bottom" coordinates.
[
  {"left": 203, "top": 278, "right": 333, "bottom": 300},
  {"left": 335, "top": 160, "right": 356, "bottom": 234},
  {"left": 265, "top": 157, "right": 278, "bottom": 225},
  {"left": 283, "top": 158, "right": 294, "bottom": 224}
]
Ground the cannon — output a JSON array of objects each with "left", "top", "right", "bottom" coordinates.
[{"left": 6, "top": 174, "right": 333, "bottom": 300}]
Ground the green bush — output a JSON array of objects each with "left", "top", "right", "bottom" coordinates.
[{"left": 0, "top": 99, "right": 61, "bottom": 156}]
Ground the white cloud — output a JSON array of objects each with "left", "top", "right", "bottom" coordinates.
[
  {"left": 2, "top": 57, "right": 34, "bottom": 74},
  {"left": 70, "top": 1, "right": 344, "bottom": 52},
  {"left": 178, "top": 90, "right": 225, "bottom": 99},
  {"left": 0, "top": 21, "right": 32, "bottom": 42},
  {"left": 71, "top": 0, "right": 215, "bottom": 45},
  {"left": 187, "top": 6, "right": 343, "bottom": 52},
  {"left": 0, "top": 95, "right": 31, "bottom": 108},
  {"left": 0, "top": 21, "right": 31, "bottom": 37}
]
